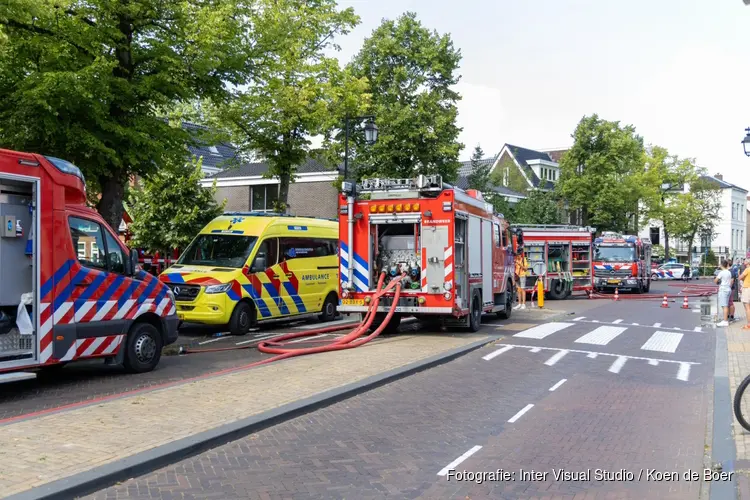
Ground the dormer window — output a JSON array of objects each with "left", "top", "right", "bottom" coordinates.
[{"left": 208, "top": 146, "right": 221, "bottom": 156}]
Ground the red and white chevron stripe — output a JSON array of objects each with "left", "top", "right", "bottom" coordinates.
[
  {"left": 421, "top": 247, "right": 428, "bottom": 291},
  {"left": 59, "top": 335, "right": 125, "bottom": 362},
  {"left": 444, "top": 246, "right": 453, "bottom": 283}
]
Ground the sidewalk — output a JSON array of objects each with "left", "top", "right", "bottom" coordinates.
[
  {"left": 726, "top": 297, "right": 750, "bottom": 498},
  {"left": 0, "top": 333, "right": 491, "bottom": 498}
]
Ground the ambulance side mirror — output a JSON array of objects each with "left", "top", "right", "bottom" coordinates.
[{"left": 252, "top": 254, "right": 266, "bottom": 273}]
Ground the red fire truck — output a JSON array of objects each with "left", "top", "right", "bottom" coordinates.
[
  {"left": 0, "top": 149, "right": 179, "bottom": 383},
  {"left": 511, "top": 225, "right": 596, "bottom": 300},
  {"left": 337, "top": 175, "right": 516, "bottom": 332},
  {"left": 592, "top": 231, "right": 652, "bottom": 293}
]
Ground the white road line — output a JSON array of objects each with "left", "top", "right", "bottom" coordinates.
[
  {"left": 632, "top": 322, "right": 639, "bottom": 326},
  {"left": 287, "top": 334, "right": 329, "bottom": 344},
  {"left": 653, "top": 323, "right": 662, "bottom": 328},
  {"left": 677, "top": 362, "right": 691, "bottom": 381},
  {"left": 564, "top": 319, "right": 696, "bottom": 333},
  {"left": 508, "top": 404, "right": 535, "bottom": 423},
  {"left": 591, "top": 320, "right": 599, "bottom": 323},
  {"left": 514, "top": 322, "right": 574, "bottom": 340},
  {"left": 609, "top": 356, "right": 628, "bottom": 374},
  {"left": 694, "top": 327, "right": 702, "bottom": 332},
  {"left": 198, "top": 337, "right": 224, "bottom": 345},
  {"left": 648, "top": 359, "right": 659, "bottom": 366},
  {"left": 544, "top": 350, "right": 568, "bottom": 366},
  {"left": 573, "top": 317, "right": 586, "bottom": 321},
  {"left": 574, "top": 326, "right": 627, "bottom": 346},
  {"left": 498, "top": 343, "right": 700, "bottom": 366},
  {"left": 482, "top": 345, "right": 514, "bottom": 361},
  {"left": 530, "top": 347, "right": 541, "bottom": 353},
  {"left": 437, "top": 446, "right": 483, "bottom": 476},
  {"left": 587, "top": 352, "right": 598, "bottom": 358},
  {"left": 549, "top": 379, "right": 567, "bottom": 391},
  {"left": 641, "top": 331, "right": 684, "bottom": 353},
  {"left": 612, "top": 319, "right": 623, "bottom": 324},
  {"left": 235, "top": 333, "right": 279, "bottom": 345}
]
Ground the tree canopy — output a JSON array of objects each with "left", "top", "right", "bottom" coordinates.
[
  {"left": 127, "top": 157, "right": 224, "bottom": 253},
  {"left": 0, "top": 0, "right": 265, "bottom": 229},
  {"left": 344, "top": 12, "right": 463, "bottom": 182},
  {"left": 556, "top": 114, "right": 646, "bottom": 232},
  {"left": 513, "top": 190, "right": 561, "bottom": 225}
]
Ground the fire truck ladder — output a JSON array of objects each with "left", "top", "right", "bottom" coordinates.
[
  {"left": 356, "top": 175, "right": 446, "bottom": 196},
  {"left": 510, "top": 224, "right": 597, "bottom": 233}
]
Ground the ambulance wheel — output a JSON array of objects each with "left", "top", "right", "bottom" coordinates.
[
  {"left": 319, "top": 292, "right": 338, "bottom": 322},
  {"left": 124, "top": 323, "right": 162, "bottom": 374},
  {"left": 229, "top": 301, "right": 255, "bottom": 335},
  {"left": 469, "top": 293, "right": 482, "bottom": 332}
]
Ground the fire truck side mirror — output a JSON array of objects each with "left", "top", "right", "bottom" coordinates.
[{"left": 126, "top": 248, "right": 138, "bottom": 276}]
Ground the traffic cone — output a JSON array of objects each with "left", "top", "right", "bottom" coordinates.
[
  {"left": 661, "top": 294, "right": 669, "bottom": 308},
  {"left": 682, "top": 296, "right": 689, "bottom": 309},
  {"left": 613, "top": 287, "right": 619, "bottom": 301}
]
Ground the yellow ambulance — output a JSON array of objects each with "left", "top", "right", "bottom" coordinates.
[{"left": 159, "top": 213, "right": 340, "bottom": 335}]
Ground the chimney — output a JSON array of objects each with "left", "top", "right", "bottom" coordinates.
[{"left": 715, "top": 173, "right": 723, "bottom": 180}]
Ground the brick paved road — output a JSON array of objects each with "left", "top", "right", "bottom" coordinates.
[{"left": 86, "top": 287, "right": 714, "bottom": 500}]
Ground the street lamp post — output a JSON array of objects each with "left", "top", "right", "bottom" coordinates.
[
  {"left": 342, "top": 115, "right": 377, "bottom": 290},
  {"left": 742, "top": 128, "right": 750, "bottom": 157},
  {"left": 343, "top": 115, "right": 378, "bottom": 191},
  {"left": 660, "top": 182, "right": 672, "bottom": 261}
]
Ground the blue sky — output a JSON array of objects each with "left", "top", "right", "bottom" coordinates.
[{"left": 331, "top": 0, "right": 750, "bottom": 189}]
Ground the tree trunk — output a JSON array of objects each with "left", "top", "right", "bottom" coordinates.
[
  {"left": 97, "top": 176, "right": 125, "bottom": 232},
  {"left": 278, "top": 171, "right": 291, "bottom": 214},
  {"left": 663, "top": 225, "right": 670, "bottom": 261}
]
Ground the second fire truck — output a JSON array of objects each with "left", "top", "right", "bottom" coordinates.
[
  {"left": 337, "top": 175, "right": 516, "bottom": 332},
  {"left": 592, "top": 231, "right": 652, "bottom": 293}
]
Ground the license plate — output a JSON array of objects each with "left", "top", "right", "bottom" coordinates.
[
  {"left": 607, "top": 279, "right": 620, "bottom": 284},
  {"left": 342, "top": 299, "right": 365, "bottom": 306}
]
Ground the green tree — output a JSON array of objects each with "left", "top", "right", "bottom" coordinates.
[
  {"left": 0, "top": 0, "right": 262, "bottom": 229},
  {"left": 127, "top": 158, "right": 225, "bottom": 253},
  {"left": 556, "top": 114, "right": 646, "bottom": 232},
  {"left": 667, "top": 176, "right": 722, "bottom": 267},
  {"left": 220, "top": 0, "right": 368, "bottom": 211},
  {"left": 513, "top": 190, "right": 561, "bottom": 225},
  {"left": 345, "top": 12, "right": 463, "bottom": 182}
]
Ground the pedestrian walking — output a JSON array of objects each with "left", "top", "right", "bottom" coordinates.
[
  {"left": 683, "top": 263, "right": 691, "bottom": 282},
  {"left": 513, "top": 247, "right": 529, "bottom": 310},
  {"left": 715, "top": 260, "right": 733, "bottom": 327},
  {"left": 741, "top": 258, "right": 750, "bottom": 330}
]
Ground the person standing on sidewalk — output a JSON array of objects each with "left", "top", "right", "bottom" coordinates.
[
  {"left": 730, "top": 259, "right": 740, "bottom": 321},
  {"left": 513, "top": 247, "right": 529, "bottom": 310},
  {"left": 740, "top": 258, "right": 750, "bottom": 330},
  {"left": 715, "top": 260, "right": 733, "bottom": 327}
]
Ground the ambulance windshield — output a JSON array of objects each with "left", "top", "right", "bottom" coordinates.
[
  {"left": 178, "top": 234, "right": 258, "bottom": 268},
  {"left": 594, "top": 245, "right": 636, "bottom": 262}
]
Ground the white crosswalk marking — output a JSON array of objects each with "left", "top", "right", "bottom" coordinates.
[
  {"left": 648, "top": 359, "right": 659, "bottom": 366},
  {"left": 641, "top": 331, "right": 684, "bottom": 353},
  {"left": 574, "top": 326, "right": 627, "bottom": 346},
  {"left": 587, "top": 352, "right": 598, "bottom": 358},
  {"left": 482, "top": 345, "right": 513, "bottom": 361},
  {"left": 693, "top": 327, "right": 702, "bottom": 332},
  {"left": 612, "top": 319, "right": 623, "bottom": 324},
  {"left": 653, "top": 323, "right": 661, "bottom": 328},
  {"left": 514, "top": 322, "right": 574, "bottom": 340},
  {"left": 573, "top": 317, "right": 586, "bottom": 321},
  {"left": 677, "top": 363, "right": 691, "bottom": 381}
]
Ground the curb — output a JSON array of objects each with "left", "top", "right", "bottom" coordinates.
[{"left": 6, "top": 335, "right": 496, "bottom": 500}]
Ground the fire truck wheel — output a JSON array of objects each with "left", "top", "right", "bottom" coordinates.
[
  {"left": 469, "top": 293, "right": 482, "bottom": 332},
  {"left": 547, "top": 279, "right": 567, "bottom": 300},
  {"left": 364, "top": 312, "right": 401, "bottom": 334},
  {"left": 318, "top": 292, "right": 338, "bottom": 322},
  {"left": 124, "top": 323, "right": 163, "bottom": 374},
  {"left": 229, "top": 301, "right": 256, "bottom": 335},
  {"left": 497, "top": 287, "right": 514, "bottom": 320}
]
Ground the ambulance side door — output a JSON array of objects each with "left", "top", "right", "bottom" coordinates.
[
  {"left": 278, "top": 236, "right": 323, "bottom": 314},
  {"left": 246, "top": 237, "right": 281, "bottom": 319}
]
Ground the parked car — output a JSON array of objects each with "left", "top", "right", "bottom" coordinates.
[{"left": 651, "top": 262, "right": 698, "bottom": 280}]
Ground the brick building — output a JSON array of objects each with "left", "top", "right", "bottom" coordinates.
[{"left": 200, "top": 158, "right": 340, "bottom": 219}]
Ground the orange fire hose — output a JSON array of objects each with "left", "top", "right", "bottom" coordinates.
[{"left": 179, "top": 272, "right": 404, "bottom": 368}]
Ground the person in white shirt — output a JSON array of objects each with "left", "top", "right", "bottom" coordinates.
[{"left": 715, "top": 259, "right": 734, "bottom": 327}]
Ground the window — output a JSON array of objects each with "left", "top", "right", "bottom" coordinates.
[
  {"left": 733, "top": 203, "right": 737, "bottom": 220},
  {"left": 178, "top": 234, "right": 258, "bottom": 268},
  {"left": 649, "top": 227, "right": 660, "bottom": 246},
  {"left": 251, "top": 238, "right": 279, "bottom": 271},
  {"left": 250, "top": 185, "right": 279, "bottom": 212},
  {"left": 279, "top": 237, "right": 335, "bottom": 261},
  {"left": 493, "top": 223, "right": 500, "bottom": 247},
  {"left": 104, "top": 230, "right": 126, "bottom": 274},
  {"left": 69, "top": 217, "right": 107, "bottom": 270}
]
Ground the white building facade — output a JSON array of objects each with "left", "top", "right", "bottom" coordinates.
[{"left": 639, "top": 174, "right": 748, "bottom": 263}]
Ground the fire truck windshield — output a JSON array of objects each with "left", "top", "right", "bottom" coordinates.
[
  {"left": 178, "top": 234, "right": 258, "bottom": 268},
  {"left": 594, "top": 246, "right": 636, "bottom": 262}
]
